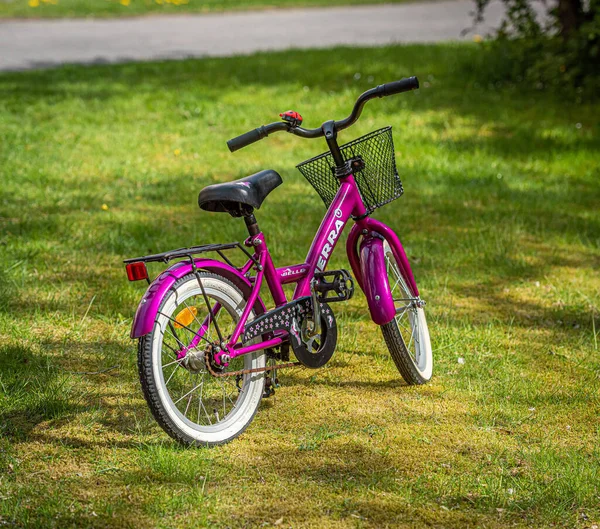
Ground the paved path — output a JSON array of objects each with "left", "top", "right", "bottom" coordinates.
[{"left": 0, "top": 1, "right": 527, "bottom": 71}]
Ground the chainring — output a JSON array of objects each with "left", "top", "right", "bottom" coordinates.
[
  {"left": 289, "top": 302, "right": 337, "bottom": 368},
  {"left": 242, "top": 296, "right": 337, "bottom": 370}
]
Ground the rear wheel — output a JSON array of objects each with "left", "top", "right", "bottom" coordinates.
[
  {"left": 380, "top": 241, "right": 433, "bottom": 384},
  {"left": 138, "top": 272, "right": 265, "bottom": 446}
]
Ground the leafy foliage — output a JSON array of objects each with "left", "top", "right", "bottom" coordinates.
[{"left": 473, "top": 0, "right": 600, "bottom": 96}]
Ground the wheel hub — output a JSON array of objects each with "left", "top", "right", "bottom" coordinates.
[
  {"left": 181, "top": 348, "right": 206, "bottom": 373},
  {"left": 414, "top": 298, "right": 426, "bottom": 308}
]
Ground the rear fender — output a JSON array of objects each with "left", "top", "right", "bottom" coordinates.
[{"left": 130, "top": 259, "right": 266, "bottom": 339}]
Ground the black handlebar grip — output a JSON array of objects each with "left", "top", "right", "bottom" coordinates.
[
  {"left": 227, "top": 126, "right": 267, "bottom": 152},
  {"left": 378, "top": 76, "right": 420, "bottom": 97}
]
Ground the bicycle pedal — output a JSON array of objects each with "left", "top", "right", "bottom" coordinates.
[{"left": 314, "top": 269, "right": 354, "bottom": 302}]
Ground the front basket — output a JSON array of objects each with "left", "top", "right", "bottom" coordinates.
[{"left": 296, "top": 127, "right": 403, "bottom": 215}]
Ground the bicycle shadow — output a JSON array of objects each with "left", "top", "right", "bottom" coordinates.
[
  {"left": 0, "top": 338, "right": 168, "bottom": 450},
  {"left": 0, "top": 343, "right": 88, "bottom": 441}
]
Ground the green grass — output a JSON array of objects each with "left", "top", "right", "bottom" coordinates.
[
  {"left": 0, "top": 0, "right": 417, "bottom": 19},
  {"left": 0, "top": 43, "right": 599, "bottom": 528}
]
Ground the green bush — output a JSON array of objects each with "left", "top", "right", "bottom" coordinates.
[{"left": 473, "top": 0, "right": 600, "bottom": 98}]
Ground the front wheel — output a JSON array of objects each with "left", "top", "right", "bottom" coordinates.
[
  {"left": 380, "top": 241, "right": 433, "bottom": 384},
  {"left": 138, "top": 272, "right": 266, "bottom": 446}
]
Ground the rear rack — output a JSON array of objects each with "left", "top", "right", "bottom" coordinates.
[{"left": 123, "top": 242, "right": 258, "bottom": 269}]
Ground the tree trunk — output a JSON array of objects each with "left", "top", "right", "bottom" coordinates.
[{"left": 557, "top": 0, "right": 583, "bottom": 37}]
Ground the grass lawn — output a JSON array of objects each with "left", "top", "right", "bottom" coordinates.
[
  {"left": 0, "top": 44, "right": 599, "bottom": 528},
  {"left": 0, "top": 0, "right": 418, "bottom": 19}
]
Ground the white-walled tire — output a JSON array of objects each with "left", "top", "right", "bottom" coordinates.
[
  {"left": 380, "top": 242, "right": 433, "bottom": 384},
  {"left": 138, "top": 272, "right": 265, "bottom": 446}
]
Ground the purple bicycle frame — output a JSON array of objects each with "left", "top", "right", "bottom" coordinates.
[{"left": 206, "top": 172, "right": 420, "bottom": 365}]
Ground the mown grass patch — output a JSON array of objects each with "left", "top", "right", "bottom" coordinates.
[{"left": 0, "top": 44, "right": 598, "bottom": 528}]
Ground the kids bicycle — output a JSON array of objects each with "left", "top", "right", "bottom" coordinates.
[{"left": 124, "top": 76, "right": 432, "bottom": 446}]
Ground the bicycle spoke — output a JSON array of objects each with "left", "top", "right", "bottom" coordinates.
[
  {"left": 162, "top": 357, "right": 185, "bottom": 369},
  {"left": 163, "top": 322, "right": 191, "bottom": 345},
  {"left": 395, "top": 307, "right": 410, "bottom": 324},
  {"left": 197, "top": 373, "right": 212, "bottom": 424},
  {"left": 222, "top": 386, "right": 226, "bottom": 418},
  {"left": 407, "top": 319, "right": 416, "bottom": 353},
  {"left": 159, "top": 311, "right": 212, "bottom": 347},
  {"left": 413, "top": 311, "right": 420, "bottom": 346},
  {"left": 218, "top": 378, "right": 236, "bottom": 407},
  {"left": 413, "top": 314, "right": 421, "bottom": 362},
  {"left": 167, "top": 321, "right": 186, "bottom": 350},
  {"left": 391, "top": 276, "right": 401, "bottom": 295},
  {"left": 199, "top": 397, "right": 213, "bottom": 425},
  {"left": 174, "top": 381, "right": 204, "bottom": 406},
  {"left": 197, "top": 376, "right": 205, "bottom": 424},
  {"left": 161, "top": 339, "right": 179, "bottom": 356},
  {"left": 164, "top": 361, "right": 184, "bottom": 387},
  {"left": 184, "top": 389, "right": 194, "bottom": 416}
]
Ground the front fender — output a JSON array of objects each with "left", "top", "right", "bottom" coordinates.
[
  {"left": 130, "top": 259, "right": 266, "bottom": 339},
  {"left": 347, "top": 218, "right": 420, "bottom": 326},
  {"left": 359, "top": 235, "right": 396, "bottom": 325},
  {"left": 347, "top": 218, "right": 419, "bottom": 297}
]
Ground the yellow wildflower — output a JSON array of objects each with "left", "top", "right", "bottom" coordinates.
[
  {"left": 101, "top": 204, "right": 109, "bottom": 211},
  {"left": 120, "top": 0, "right": 130, "bottom": 5},
  {"left": 28, "top": 0, "right": 40, "bottom": 7},
  {"left": 473, "top": 34, "right": 483, "bottom": 43},
  {"left": 174, "top": 148, "right": 181, "bottom": 156}
]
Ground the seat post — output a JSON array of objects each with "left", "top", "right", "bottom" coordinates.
[{"left": 244, "top": 213, "right": 260, "bottom": 237}]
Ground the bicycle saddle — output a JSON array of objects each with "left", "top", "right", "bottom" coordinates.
[{"left": 198, "top": 169, "right": 283, "bottom": 217}]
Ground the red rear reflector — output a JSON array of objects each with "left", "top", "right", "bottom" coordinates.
[{"left": 126, "top": 262, "right": 148, "bottom": 282}]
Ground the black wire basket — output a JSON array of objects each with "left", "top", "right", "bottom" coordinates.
[{"left": 296, "top": 126, "right": 403, "bottom": 215}]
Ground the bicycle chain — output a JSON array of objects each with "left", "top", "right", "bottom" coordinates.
[{"left": 204, "top": 349, "right": 301, "bottom": 378}]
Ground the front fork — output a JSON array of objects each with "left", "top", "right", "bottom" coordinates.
[{"left": 346, "top": 217, "right": 420, "bottom": 326}]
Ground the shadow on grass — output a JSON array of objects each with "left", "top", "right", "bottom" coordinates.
[
  {"left": 1, "top": 45, "right": 597, "bottom": 153},
  {"left": 2, "top": 162, "right": 598, "bottom": 312},
  {"left": 281, "top": 371, "right": 407, "bottom": 390},
  {"left": 0, "top": 344, "right": 87, "bottom": 440},
  {"left": 211, "top": 438, "right": 488, "bottom": 527},
  {"left": 0, "top": 338, "right": 160, "bottom": 448}
]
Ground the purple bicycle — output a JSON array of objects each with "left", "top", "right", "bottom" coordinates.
[{"left": 124, "top": 77, "right": 432, "bottom": 446}]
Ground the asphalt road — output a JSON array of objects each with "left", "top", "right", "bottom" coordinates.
[{"left": 0, "top": 1, "right": 526, "bottom": 71}]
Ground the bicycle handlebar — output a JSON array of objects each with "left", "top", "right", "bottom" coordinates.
[{"left": 227, "top": 76, "right": 419, "bottom": 152}]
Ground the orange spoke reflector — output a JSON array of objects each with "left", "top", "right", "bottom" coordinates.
[{"left": 174, "top": 306, "right": 198, "bottom": 328}]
